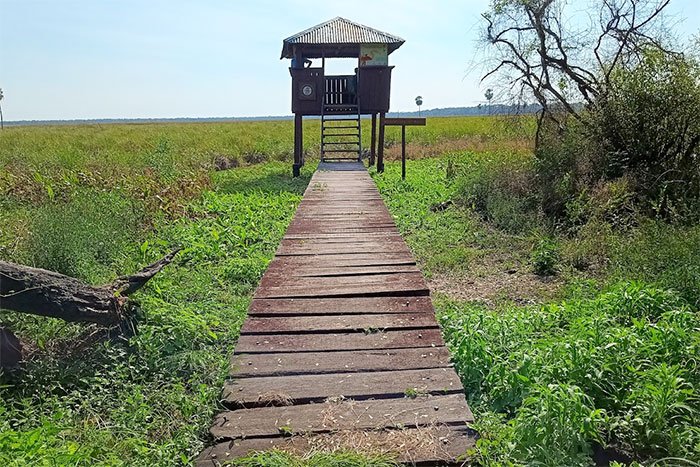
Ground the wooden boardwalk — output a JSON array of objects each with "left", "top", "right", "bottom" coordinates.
[{"left": 197, "top": 163, "right": 475, "bottom": 466}]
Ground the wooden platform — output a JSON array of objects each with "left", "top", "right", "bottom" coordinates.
[{"left": 197, "top": 163, "right": 475, "bottom": 466}]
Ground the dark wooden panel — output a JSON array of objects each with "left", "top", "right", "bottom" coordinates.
[
  {"left": 235, "top": 328, "right": 444, "bottom": 353},
  {"left": 230, "top": 347, "right": 453, "bottom": 377},
  {"left": 197, "top": 426, "right": 476, "bottom": 467},
  {"left": 248, "top": 296, "right": 435, "bottom": 315},
  {"left": 241, "top": 313, "right": 438, "bottom": 334},
  {"left": 222, "top": 368, "right": 463, "bottom": 408},
  {"left": 210, "top": 393, "right": 473, "bottom": 440}
]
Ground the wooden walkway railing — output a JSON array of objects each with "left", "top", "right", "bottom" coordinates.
[{"left": 197, "top": 162, "right": 475, "bottom": 466}]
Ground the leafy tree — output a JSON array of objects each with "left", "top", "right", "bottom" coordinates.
[{"left": 481, "top": 0, "right": 700, "bottom": 221}]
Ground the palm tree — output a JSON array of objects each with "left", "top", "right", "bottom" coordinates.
[
  {"left": 0, "top": 88, "right": 4, "bottom": 130},
  {"left": 484, "top": 88, "right": 493, "bottom": 115},
  {"left": 415, "top": 95, "right": 423, "bottom": 117}
]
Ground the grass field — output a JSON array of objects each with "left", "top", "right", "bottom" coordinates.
[{"left": 1, "top": 116, "right": 699, "bottom": 466}]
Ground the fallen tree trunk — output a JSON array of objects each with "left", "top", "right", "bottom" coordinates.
[{"left": 0, "top": 249, "right": 180, "bottom": 326}]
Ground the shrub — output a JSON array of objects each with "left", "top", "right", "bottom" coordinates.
[
  {"left": 609, "top": 220, "right": 700, "bottom": 306},
  {"left": 513, "top": 384, "right": 606, "bottom": 465},
  {"left": 596, "top": 50, "right": 700, "bottom": 220},
  {"left": 535, "top": 49, "right": 700, "bottom": 224}
]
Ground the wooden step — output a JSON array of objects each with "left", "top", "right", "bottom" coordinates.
[
  {"left": 197, "top": 426, "right": 476, "bottom": 467},
  {"left": 210, "top": 393, "right": 473, "bottom": 440},
  {"left": 230, "top": 347, "right": 453, "bottom": 377}
]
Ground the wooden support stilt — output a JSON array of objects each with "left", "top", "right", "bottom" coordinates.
[
  {"left": 401, "top": 125, "right": 406, "bottom": 180},
  {"left": 377, "top": 112, "right": 385, "bottom": 173},
  {"left": 370, "top": 113, "right": 377, "bottom": 166},
  {"left": 293, "top": 113, "right": 303, "bottom": 177}
]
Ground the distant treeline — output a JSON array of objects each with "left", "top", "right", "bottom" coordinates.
[
  {"left": 6, "top": 104, "right": 541, "bottom": 127},
  {"left": 387, "top": 103, "right": 541, "bottom": 118}
]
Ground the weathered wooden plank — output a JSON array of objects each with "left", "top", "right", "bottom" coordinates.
[
  {"left": 384, "top": 117, "right": 427, "bottom": 126},
  {"left": 230, "top": 347, "right": 453, "bottom": 377},
  {"left": 267, "top": 252, "right": 416, "bottom": 268},
  {"left": 248, "top": 296, "right": 434, "bottom": 315},
  {"left": 283, "top": 231, "right": 400, "bottom": 238},
  {"left": 240, "top": 313, "right": 438, "bottom": 334},
  {"left": 256, "top": 272, "right": 427, "bottom": 297},
  {"left": 254, "top": 282, "right": 428, "bottom": 299},
  {"left": 278, "top": 239, "right": 409, "bottom": 249},
  {"left": 263, "top": 264, "right": 421, "bottom": 278},
  {"left": 235, "top": 328, "right": 444, "bottom": 353},
  {"left": 222, "top": 368, "right": 463, "bottom": 408},
  {"left": 197, "top": 426, "right": 476, "bottom": 467},
  {"left": 278, "top": 237, "right": 404, "bottom": 247},
  {"left": 285, "top": 227, "right": 398, "bottom": 235},
  {"left": 210, "top": 393, "right": 473, "bottom": 440},
  {"left": 276, "top": 244, "right": 411, "bottom": 256}
]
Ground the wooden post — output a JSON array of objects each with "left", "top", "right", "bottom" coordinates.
[
  {"left": 293, "top": 113, "right": 303, "bottom": 177},
  {"left": 377, "top": 112, "right": 385, "bottom": 173},
  {"left": 370, "top": 113, "right": 377, "bottom": 166},
  {"left": 382, "top": 117, "right": 425, "bottom": 180},
  {"left": 401, "top": 125, "right": 406, "bottom": 180}
]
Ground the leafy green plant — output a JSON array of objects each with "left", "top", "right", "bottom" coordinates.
[
  {"left": 530, "top": 237, "right": 559, "bottom": 276},
  {"left": 512, "top": 383, "right": 606, "bottom": 465}
]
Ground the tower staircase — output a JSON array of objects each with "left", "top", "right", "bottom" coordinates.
[{"left": 321, "top": 76, "right": 362, "bottom": 162}]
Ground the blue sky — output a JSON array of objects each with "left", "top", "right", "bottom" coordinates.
[{"left": 0, "top": 0, "right": 697, "bottom": 121}]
